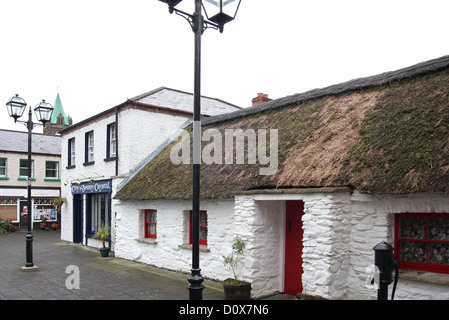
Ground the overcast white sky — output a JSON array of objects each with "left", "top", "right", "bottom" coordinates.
[{"left": 1, "top": 0, "right": 448, "bottom": 133}]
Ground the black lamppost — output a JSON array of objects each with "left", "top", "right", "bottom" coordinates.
[
  {"left": 6, "top": 94, "right": 53, "bottom": 270},
  {"left": 158, "top": 0, "right": 241, "bottom": 300}
]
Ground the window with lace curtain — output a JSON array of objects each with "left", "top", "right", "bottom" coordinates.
[{"left": 395, "top": 213, "right": 449, "bottom": 274}]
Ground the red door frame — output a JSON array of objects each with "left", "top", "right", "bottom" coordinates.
[{"left": 284, "top": 200, "right": 304, "bottom": 295}]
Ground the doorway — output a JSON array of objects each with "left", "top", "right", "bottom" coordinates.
[
  {"left": 19, "top": 200, "right": 29, "bottom": 230},
  {"left": 284, "top": 200, "right": 304, "bottom": 295},
  {"left": 73, "top": 195, "right": 83, "bottom": 243}
]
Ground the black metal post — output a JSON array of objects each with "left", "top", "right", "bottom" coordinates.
[
  {"left": 25, "top": 107, "right": 34, "bottom": 268},
  {"left": 373, "top": 241, "right": 394, "bottom": 300},
  {"left": 187, "top": 0, "right": 204, "bottom": 300}
]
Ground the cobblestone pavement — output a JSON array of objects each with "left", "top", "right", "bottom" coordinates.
[{"left": 0, "top": 230, "right": 227, "bottom": 300}]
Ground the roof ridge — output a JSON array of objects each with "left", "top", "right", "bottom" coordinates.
[
  {"left": 131, "top": 86, "right": 241, "bottom": 109},
  {"left": 203, "top": 55, "right": 449, "bottom": 126}
]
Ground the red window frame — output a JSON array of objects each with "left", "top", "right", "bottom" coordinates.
[
  {"left": 189, "top": 210, "right": 207, "bottom": 246},
  {"left": 395, "top": 213, "right": 449, "bottom": 274},
  {"left": 144, "top": 209, "right": 157, "bottom": 239}
]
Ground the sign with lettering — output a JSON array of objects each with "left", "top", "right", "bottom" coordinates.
[{"left": 71, "top": 180, "right": 112, "bottom": 194}]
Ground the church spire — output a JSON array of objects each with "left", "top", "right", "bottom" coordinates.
[
  {"left": 51, "top": 91, "right": 69, "bottom": 125},
  {"left": 43, "top": 90, "right": 72, "bottom": 135}
]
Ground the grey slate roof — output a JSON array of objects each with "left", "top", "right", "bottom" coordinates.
[
  {"left": 0, "top": 130, "right": 61, "bottom": 155},
  {"left": 59, "top": 87, "right": 241, "bottom": 134},
  {"left": 131, "top": 87, "right": 241, "bottom": 116}
]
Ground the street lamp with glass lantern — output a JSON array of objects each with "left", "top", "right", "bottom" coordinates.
[
  {"left": 158, "top": 0, "right": 241, "bottom": 300},
  {"left": 5, "top": 94, "right": 54, "bottom": 270}
]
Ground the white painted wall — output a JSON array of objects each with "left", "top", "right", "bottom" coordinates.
[
  {"left": 232, "top": 191, "right": 449, "bottom": 300},
  {"left": 60, "top": 108, "right": 189, "bottom": 243},
  {"left": 347, "top": 191, "right": 449, "bottom": 300},
  {"left": 114, "top": 199, "right": 236, "bottom": 281}
]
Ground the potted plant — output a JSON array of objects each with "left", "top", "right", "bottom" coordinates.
[
  {"left": 92, "top": 222, "right": 111, "bottom": 257},
  {"left": 40, "top": 214, "right": 49, "bottom": 230},
  {"left": 222, "top": 236, "right": 251, "bottom": 300}
]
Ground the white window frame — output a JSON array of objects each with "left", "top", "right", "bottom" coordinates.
[{"left": 0, "top": 158, "right": 7, "bottom": 178}]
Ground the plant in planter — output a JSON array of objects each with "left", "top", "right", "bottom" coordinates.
[
  {"left": 40, "top": 214, "right": 49, "bottom": 230},
  {"left": 222, "top": 236, "right": 251, "bottom": 300},
  {"left": 92, "top": 222, "right": 111, "bottom": 257}
]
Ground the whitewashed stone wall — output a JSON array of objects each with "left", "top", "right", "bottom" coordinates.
[
  {"left": 301, "top": 192, "right": 352, "bottom": 299},
  {"left": 85, "top": 178, "right": 449, "bottom": 300},
  {"left": 233, "top": 197, "right": 284, "bottom": 298},
  {"left": 234, "top": 191, "right": 449, "bottom": 300},
  {"left": 233, "top": 192, "right": 353, "bottom": 299},
  {"left": 347, "top": 191, "right": 449, "bottom": 300},
  {"left": 114, "top": 199, "right": 235, "bottom": 280}
]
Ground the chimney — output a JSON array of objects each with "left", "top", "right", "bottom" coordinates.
[{"left": 252, "top": 93, "right": 271, "bottom": 106}]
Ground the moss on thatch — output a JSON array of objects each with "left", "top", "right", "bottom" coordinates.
[
  {"left": 336, "top": 69, "right": 449, "bottom": 193},
  {"left": 115, "top": 57, "right": 449, "bottom": 200}
]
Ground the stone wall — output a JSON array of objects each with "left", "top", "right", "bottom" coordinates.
[
  {"left": 347, "top": 191, "right": 449, "bottom": 300},
  {"left": 104, "top": 189, "right": 449, "bottom": 299},
  {"left": 234, "top": 191, "right": 449, "bottom": 300},
  {"left": 114, "top": 199, "right": 236, "bottom": 281}
]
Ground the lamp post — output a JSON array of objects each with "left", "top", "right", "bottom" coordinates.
[
  {"left": 6, "top": 94, "right": 53, "bottom": 269},
  {"left": 158, "top": 0, "right": 241, "bottom": 300}
]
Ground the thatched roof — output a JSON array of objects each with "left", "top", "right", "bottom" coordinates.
[{"left": 115, "top": 55, "right": 449, "bottom": 200}]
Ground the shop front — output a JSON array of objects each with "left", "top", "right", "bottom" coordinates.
[
  {"left": 70, "top": 179, "right": 112, "bottom": 246},
  {"left": 0, "top": 188, "right": 60, "bottom": 230}
]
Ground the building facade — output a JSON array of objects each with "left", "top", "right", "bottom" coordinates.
[
  {"left": 114, "top": 56, "right": 449, "bottom": 299},
  {"left": 0, "top": 130, "right": 62, "bottom": 230},
  {"left": 59, "top": 87, "right": 241, "bottom": 249}
]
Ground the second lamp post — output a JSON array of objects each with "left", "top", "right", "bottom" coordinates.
[
  {"left": 6, "top": 94, "right": 53, "bottom": 269},
  {"left": 158, "top": 0, "right": 241, "bottom": 300}
]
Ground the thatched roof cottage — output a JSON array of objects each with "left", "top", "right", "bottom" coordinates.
[{"left": 114, "top": 55, "right": 449, "bottom": 299}]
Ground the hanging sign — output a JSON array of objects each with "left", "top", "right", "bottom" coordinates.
[{"left": 71, "top": 180, "right": 112, "bottom": 194}]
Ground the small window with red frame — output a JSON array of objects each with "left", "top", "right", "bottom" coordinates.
[
  {"left": 395, "top": 213, "right": 449, "bottom": 274},
  {"left": 145, "top": 210, "right": 157, "bottom": 239},
  {"left": 189, "top": 210, "right": 207, "bottom": 245}
]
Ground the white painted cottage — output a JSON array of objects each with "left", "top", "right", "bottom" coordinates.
[
  {"left": 114, "top": 56, "right": 449, "bottom": 300},
  {"left": 59, "top": 87, "right": 240, "bottom": 248}
]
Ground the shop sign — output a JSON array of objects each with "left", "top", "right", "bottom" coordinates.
[{"left": 71, "top": 180, "right": 112, "bottom": 194}]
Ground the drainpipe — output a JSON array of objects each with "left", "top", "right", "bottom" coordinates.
[{"left": 115, "top": 105, "right": 119, "bottom": 176}]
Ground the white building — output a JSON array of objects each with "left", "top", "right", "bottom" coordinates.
[
  {"left": 59, "top": 87, "right": 240, "bottom": 248},
  {"left": 114, "top": 56, "right": 449, "bottom": 299}
]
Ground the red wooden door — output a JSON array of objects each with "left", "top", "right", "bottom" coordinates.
[{"left": 284, "top": 200, "right": 304, "bottom": 295}]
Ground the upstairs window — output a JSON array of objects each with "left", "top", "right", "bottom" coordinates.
[
  {"left": 68, "top": 138, "right": 75, "bottom": 168},
  {"left": 45, "top": 161, "right": 59, "bottom": 180},
  {"left": 19, "top": 159, "right": 34, "bottom": 179},
  {"left": 106, "top": 123, "right": 117, "bottom": 160},
  {"left": 84, "top": 131, "right": 94, "bottom": 165},
  {"left": 395, "top": 213, "right": 449, "bottom": 274},
  {"left": 0, "top": 158, "right": 7, "bottom": 178}
]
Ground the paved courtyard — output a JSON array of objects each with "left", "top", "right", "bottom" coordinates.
[
  {"left": 0, "top": 229, "right": 294, "bottom": 302},
  {"left": 0, "top": 229, "right": 226, "bottom": 300}
]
